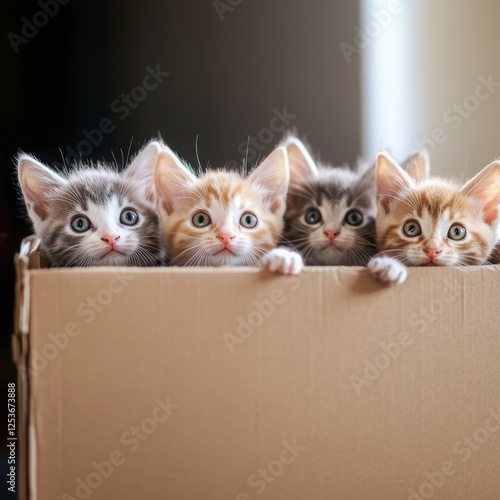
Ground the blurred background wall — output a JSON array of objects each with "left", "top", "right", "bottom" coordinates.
[{"left": 362, "top": 0, "right": 500, "bottom": 176}]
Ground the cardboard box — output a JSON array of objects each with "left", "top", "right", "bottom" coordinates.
[{"left": 13, "top": 238, "right": 500, "bottom": 500}]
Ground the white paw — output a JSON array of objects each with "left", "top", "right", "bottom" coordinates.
[
  {"left": 262, "top": 247, "right": 304, "bottom": 275},
  {"left": 367, "top": 256, "right": 407, "bottom": 285}
]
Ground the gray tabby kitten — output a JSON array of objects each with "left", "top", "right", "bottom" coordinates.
[
  {"left": 18, "top": 140, "right": 165, "bottom": 267},
  {"left": 280, "top": 136, "right": 377, "bottom": 266}
]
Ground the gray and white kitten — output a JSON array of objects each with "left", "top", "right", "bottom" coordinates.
[
  {"left": 280, "top": 137, "right": 377, "bottom": 266},
  {"left": 18, "top": 140, "right": 165, "bottom": 267}
]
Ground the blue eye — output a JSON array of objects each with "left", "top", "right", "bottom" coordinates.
[
  {"left": 240, "top": 212, "right": 258, "bottom": 228},
  {"left": 192, "top": 211, "right": 211, "bottom": 228},
  {"left": 305, "top": 208, "right": 322, "bottom": 225},
  {"left": 71, "top": 216, "right": 92, "bottom": 233},
  {"left": 120, "top": 209, "right": 139, "bottom": 226},
  {"left": 344, "top": 209, "right": 364, "bottom": 226}
]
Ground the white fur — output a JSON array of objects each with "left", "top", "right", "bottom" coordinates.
[
  {"left": 155, "top": 145, "right": 289, "bottom": 267},
  {"left": 367, "top": 256, "right": 407, "bottom": 285},
  {"left": 262, "top": 247, "right": 304, "bottom": 275},
  {"left": 67, "top": 196, "right": 143, "bottom": 265}
]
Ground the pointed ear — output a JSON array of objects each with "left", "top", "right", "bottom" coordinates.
[
  {"left": 376, "top": 152, "right": 415, "bottom": 213},
  {"left": 461, "top": 161, "right": 500, "bottom": 225},
  {"left": 401, "top": 150, "right": 430, "bottom": 182},
  {"left": 155, "top": 145, "right": 197, "bottom": 215},
  {"left": 124, "top": 139, "right": 163, "bottom": 204},
  {"left": 356, "top": 163, "right": 376, "bottom": 194},
  {"left": 17, "top": 154, "right": 67, "bottom": 221},
  {"left": 248, "top": 146, "right": 289, "bottom": 214},
  {"left": 282, "top": 136, "right": 318, "bottom": 187}
]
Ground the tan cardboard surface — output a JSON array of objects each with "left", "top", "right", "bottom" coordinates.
[{"left": 22, "top": 266, "right": 500, "bottom": 499}]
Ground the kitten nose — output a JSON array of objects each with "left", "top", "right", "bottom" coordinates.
[
  {"left": 217, "top": 233, "right": 235, "bottom": 246},
  {"left": 425, "top": 247, "right": 442, "bottom": 259},
  {"left": 324, "top": 229, "right": 340, "bottom": 241},
  {"left": 102, "top": 235, "right": 120, "bottom": 247}
]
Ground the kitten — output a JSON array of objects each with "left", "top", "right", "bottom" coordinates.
[
  {"left": 490, "top": 242, "right": 500, "bottom": 264},
  {"left": 154, "top": 144, "right": 290, "bottom": 268},
  {"left": 276, "top": 136, "right": 377, "bottom": 267},
  {"left": 18, "top": 140, "right": 165, "bottom": 267},
  {"left": 368, "top": 152, "right": 500, "bottom": 285}
]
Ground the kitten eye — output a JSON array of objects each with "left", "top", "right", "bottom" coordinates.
[
  {"left": 240, "top": 212, "right": 258, "bottom": 228},
  {"left": 120, "top": 208, "right": 139, "bottom": 226},
  {"left": 192, "top": 211, "right": 211, "bottom": 228},
  {"left": 70, "top": 216, "right": 92, "bottom": 233},
  {"left": 344, "top": 209, "right": 364, "bottom": 226},
  {"left": 304, "top": 208, "right": 322, "bottom": 225},
  {"left": 402, "top": 220, "right": 422, "bottom": 237},
  {"left": 448, "top": 224, "right": 467, "bottom": 241}
]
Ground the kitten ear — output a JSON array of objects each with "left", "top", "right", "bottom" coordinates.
[
  {"left": 401, "top": 150, "right": 430, "bottom": 182},
  {"left": 461, "top": 161, "right": 500, "bottom": 225},
  {"left": 17, "top": 154, "right": 67, "bottom": 221},
  {"left": 248, "top": 146, "right": 289, "bottom": 214},
  {"left": 282, "top": 136, "right": 318, "bottom": 186},
  {"left": 124, "top": 139, "right": 163, "bottom": 204},
  {"left": 356, "top": 163, "right": 376, "bottom": 195},
  {"left": 376, "top": 152, "right": 415, "bottom": 213},
  {"left": 155, "top": 144, "right": 197, "bottom": 215}
]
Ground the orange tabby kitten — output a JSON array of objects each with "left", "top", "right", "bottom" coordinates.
[
  {"left": 155, "top": 145, "right": 290, "bottom": 268},
  {"left": 368, "top": 152, "right": 500, "bottom": 285}
]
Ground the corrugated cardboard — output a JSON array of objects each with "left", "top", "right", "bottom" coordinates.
[{"left": 13, "top": 240, "right": 500, "bottom": 499}]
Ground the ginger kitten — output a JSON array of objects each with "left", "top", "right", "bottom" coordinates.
[
  {"left": 18, "top": 140, "right": 165, "bottom": 267},
  {"left": 155, "top": 145, "right": 290, "bottom": 268},
  {"left": 368, "top": 152, "right": 500, "bottom": 285}
]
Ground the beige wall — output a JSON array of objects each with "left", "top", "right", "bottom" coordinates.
[{"left": 362, "top": 0, "right": 500, "bottom": 178}]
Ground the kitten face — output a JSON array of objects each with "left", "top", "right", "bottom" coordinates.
[
  {"left": 155, "top": 146, "right": 289, "bottom": 266},
  {"left": 376, "top": 153, "right": 500, "bottom": 266},
  {"left": 18, "top": 140, "right": 165, "bottom": 267},
  {"left": 281, "top": 137, "right": 377, "bottom": 265}
]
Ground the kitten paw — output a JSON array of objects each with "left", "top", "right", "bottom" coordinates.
[
  {"left": 367, "top": 256, "right": 407, "bottom": 285},
  {"left": 262, "top": 248, "right": 304, "bottom": 275}
]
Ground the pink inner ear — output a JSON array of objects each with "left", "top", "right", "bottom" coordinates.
[
  {"left": 145, "top": 187, "right": 155, "bottom": 204},
  {"left": 270, "top": 199, "right": 282, "bottom": 214},
  {"left": 484, "top": 206, "right": 499, "bottom": 225},
  {"left": 379, "top": 197, "right": 391, "bottom": 215},
  {"left": 162, "top": 199, "right": 174, "bottom": 216},
  {"left": 32, "top": 200, "right": 50, "bottom": 221}
]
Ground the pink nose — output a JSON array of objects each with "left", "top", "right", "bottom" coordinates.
[
  {"left": 425, "top": 248, "right": 441, "bottom": 260},
  {"left": 218, "top": 233, "right": 235, "bottom": 246},
  {"left": 102, "top": 235, "right": 120, "bottom": 247},
  {"left": 324, "top": 229, "right": 340, "bottom": 241}
]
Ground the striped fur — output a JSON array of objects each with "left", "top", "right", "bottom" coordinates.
[
  {"left": 18, "top": 140, "right": 165, "bottom": 267},
  {"left": 281, "top": 136, "right": 377, "bottom": 265},
  {"left": 155, "top": 145, "right": 289, "bottom": 266},
  {"left": 375, "top": 152, "right": 500, "bottom": 267}
]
